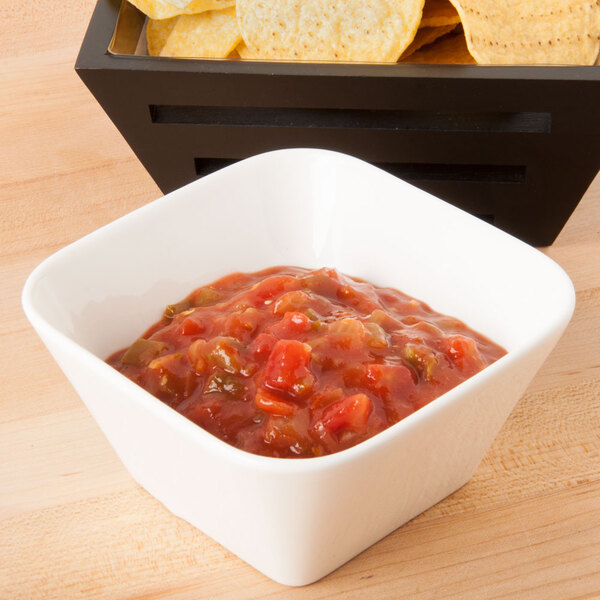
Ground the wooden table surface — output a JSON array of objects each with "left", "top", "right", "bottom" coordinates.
[{"left": 2, "top": 2, "right": 600, "bottom": 598}]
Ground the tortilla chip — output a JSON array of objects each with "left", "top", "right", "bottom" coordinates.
[
  {"left": 236, "top": 40, "right": 253, "bottom": 59},
  {"left": 402, "top": 30, "right": 475, "bottom": 63},
  {"left": 420, "top": 0, "right": 461, "bottom": 28},
  {"left": 236, "top": 0, "right": 425, "bottom": 62},
  {"left": 160, "top": 7, "right": 242, "bottom": 58},
  {"left": 389, "top": 0, "right": 428, "bottom": 59},
  {"left": 401, "top": 24, "right": 457, "bottom": 59},
  {"left": 448, "top": 0, "right": 600, "bottom": 65},
  {"left": 147, "top": 17, "right": 178, "bottom": 55},
  {"left": 128, "top": 0, "right": 235, "bottom": 21}
]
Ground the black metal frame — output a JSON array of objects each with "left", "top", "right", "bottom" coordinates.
[{"left": 76, "top": 0, "right": 600, "bottom": 246}]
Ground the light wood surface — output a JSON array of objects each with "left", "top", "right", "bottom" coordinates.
[{"left": 2, "top": 2, "right": 599, "bottom": 598}]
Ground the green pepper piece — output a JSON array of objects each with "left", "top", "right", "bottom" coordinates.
[
  {"left": 403, "top": 342, "right": 439, "bottom": 381},
  {"left": 205, "top": 372, "right": 246, "bottom": 397},
  {"left": 121, "top": 338, "right": 166, "bottom": 366},
  {"left": 192, "top": 287, "right": 222, "bottom": 307},
  {"left": 310, "top": 319, "right": 322, "bottom": 332},
  {"left": 304, "top": 308, "right": 318, "bottom": 321},
  {"left": 205, "top": 337, "right": 244, "bottom": 374},
  {"left": 164, "top": 300, "right": 191, "bottom": 318}
]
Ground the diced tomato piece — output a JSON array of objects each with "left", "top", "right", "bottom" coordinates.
[
  {"left": 264, "top": 339, "right": 314, "bottom": 397},
  {"left": 181, "top": 394, "right": 256, "bottom": 443},
  {"left": 179, "top": 315, "right": 206, "bottom": 336},
  {"left": 328, "top": 317, "right": 366, "bottom": 350},
  {"left": 364, "top": 363, "right": 415, "bottom": 398},
  {"left": 342, "top": 363, "right": 366, "bottom": 388},
  {"left": 368, "top": 308, "right": 403, "bottom": 331},
  {"left": 148, "top": 352, "right": 176, "bottom": 373},
  {"left": 187, "top": 339, "right": 207, "bottom": 373},
  {"left": 210, "top": 271, "right": 252, "bottom": 292},
  {"left": 268, "top": 311, "right": 312, "bottom": 338},
  {"left": 255, "top": 388, "right": 296, "bottom": 416},
  {"left": 249, "top": 333, "right": 277, "bottom": 360},
  {"left": 273, "top": 289, "right": 334, "bottom": 319},
  {"left": 309, "top": 386, "right": 344, "bottom": 410},
  {"left": 336, "top": 283, "right": 378, "bottom": 314},
  {"left": 364, "top": 322, "right": 388, "bottom": 348},
  {"left": 317, "top": 393, "right": 372, "bottom": 435},
  {"left": 180, "top": 400, "right": 222, "bottom": 430},
  {"left": 222, "top": 308, "right": 261, "bottom": 341},
  {"left": 285, "top": 311, "right": 312, "bottom": 333},
  {"left": 249, "top": 275, "right": 301, "bottom": 305},
  {"left": 263, "top": 414, "right": 310, "bottom": 456},
  {"left": 309, "top": 336, "right": 344, "bottom": 370},
  {"left": 444, "top": 335, "right": 484, "bottom": 374},
  {"left": 272, "top": 290, "right": 312, "bottom": 316},
  {"left": 300, "top": 267, "right": 342, "bottom": 297}
]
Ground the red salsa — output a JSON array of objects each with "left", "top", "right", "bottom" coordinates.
[{"left": 107, "top": 267, "right": 506, "bottom": 458}]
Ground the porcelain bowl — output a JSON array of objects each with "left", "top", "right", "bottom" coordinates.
[{"left": 22, "top": 148, "right": 575, "bottom": 586}]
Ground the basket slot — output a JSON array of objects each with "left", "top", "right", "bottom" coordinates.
[
  {"left": 194, "top": 158, "right": 526, "bottom": 184},
  {"left": 375, "top": 162, "right": 527, "bottom": 184},
  {"left": 193, "top": 158, "right": 500, "bottom": 229},
  {"left": 151, "top": 105, "right": 550, "bottom": 134}
]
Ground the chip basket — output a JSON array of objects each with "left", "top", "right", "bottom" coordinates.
[{"left": 75, "top": 0, "right": 600, "bottom": 246}]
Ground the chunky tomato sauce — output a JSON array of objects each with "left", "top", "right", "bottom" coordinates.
[{"left": 107, "top": 267, "right": 506, "bottom": 458}]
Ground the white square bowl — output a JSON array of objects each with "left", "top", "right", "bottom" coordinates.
[{"left": 22, "top": 148, "right": 575, "bottom": 586}]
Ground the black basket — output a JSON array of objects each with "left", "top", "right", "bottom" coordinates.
[{"left": 76, "top": 0, "right": 600, "bottom": 246}]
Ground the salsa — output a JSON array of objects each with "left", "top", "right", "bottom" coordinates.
[{"left": 107, "top": 267, "right": 506, "bottom": 458}]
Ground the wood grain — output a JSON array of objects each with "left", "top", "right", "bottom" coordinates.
[{"left": 1, "top": 2, "right": 599, "bottom": 598}]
